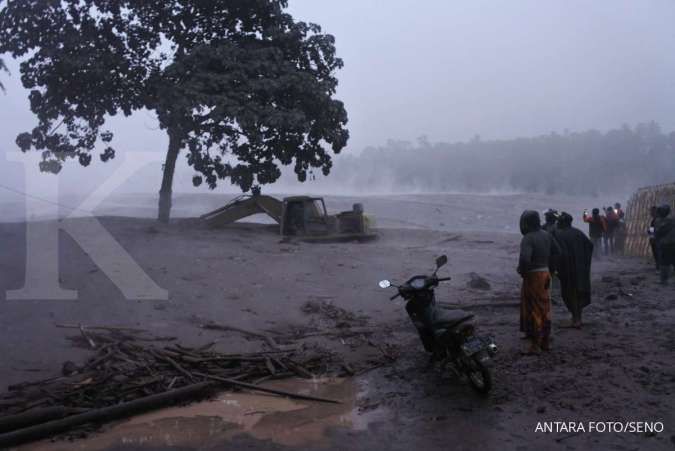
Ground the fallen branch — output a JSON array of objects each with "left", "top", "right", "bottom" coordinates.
[
  {"left": 201, "top": 322, "right": 280, "bottom": 349},
  {"left": 79, "top": 325, "right": 97, "bottom": 350},
  {"left": 194, "top": 372, "right": 340, "bottom": 405},
  {"left": 0, "top": 323, "right": 383, "bottom": 446},
  {"left": 150, "top": 350, "right": 196, "bottom": 383}
]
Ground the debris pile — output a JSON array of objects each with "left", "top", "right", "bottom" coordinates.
[
  {"left": 2, "top": 330, "right": 347, "bottom": 416},
  {"left": 0, "top": 326, "right": 357, "bottom": 447}
]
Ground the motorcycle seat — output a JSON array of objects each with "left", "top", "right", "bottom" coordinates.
[{"left": 432, "top": 309, "right": 474, "bottom": 330}]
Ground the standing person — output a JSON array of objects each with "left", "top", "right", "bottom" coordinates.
[
  {"left": 543, "top": 209, "right": 559, "bottom": 233},
  {"left": 614, "top": 217, "right": 627, "bottom": 255},
  {"left": 518, "top": 210, "right": 560, "bottom": 354},
  {"left": 542, "top": 209, "right": 560, "bottom": 299},
  {"left": 614, "top": 203, "right": 625, "bottom": 221},
  {"left": 604, "top": 206, "right": 620, "bottom": 255},
  {"left": 552, "top": 212, "right": 594, "bottom": 328},
  {"left": 654, "top": 204, "right": 675, "bottom": 285},
  {"left": 583, "top": 208, "right": 607, "bottom": 258},
  {"left": 648, "top": 206, "right": 660, "bottom": 271}
]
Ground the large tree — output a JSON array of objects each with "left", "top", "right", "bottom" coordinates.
[
  {"left": 0, "top": 0, "right": 348, "bottom": 221},
  {"left": 0, "top": 57, "right": 7, "bottom": 92}
]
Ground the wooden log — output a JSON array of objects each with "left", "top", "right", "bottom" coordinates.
[
  {"left": 0, "top": 382, "right": 216, "bottom": 448},
  {"left": 193, "top": 372, "right": 340, "bottom": 404},
  {"left": 284, "top": 361, "right": 314, "bottom": 379},
  {"left": 0, "top": 407, "right": 86, "bottom": 434}
]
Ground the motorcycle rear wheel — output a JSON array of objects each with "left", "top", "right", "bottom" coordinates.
[{"left": 466, "top": 357, "right": 492, "bottom": 394}]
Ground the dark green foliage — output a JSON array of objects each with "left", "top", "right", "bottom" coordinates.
[
  {"left": 330, "top": 122, "right": 675, "bottom": 196},
  {"left": 0, "top": 0, "right": 348, "bottom": 192}
]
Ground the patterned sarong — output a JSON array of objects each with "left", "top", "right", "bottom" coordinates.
[{"left": 520, "top": 271, "right": 552, "bottom": 346}]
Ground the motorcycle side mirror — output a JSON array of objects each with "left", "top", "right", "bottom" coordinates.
[
  {"left": 378, "top": 280, "right": 391, "bottom": 289},
  {"left": 435, "top": 255, "right": 448, "bottom": 269}
]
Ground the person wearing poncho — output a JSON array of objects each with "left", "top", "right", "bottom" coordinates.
[{"left": 552, "top": 212, "right": 594, "bottom": 328}]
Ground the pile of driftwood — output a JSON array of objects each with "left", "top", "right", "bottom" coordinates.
[{"left": 0, "top": 325, "right": 353, "bottom": 448}]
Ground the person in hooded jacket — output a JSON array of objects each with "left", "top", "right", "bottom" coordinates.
[
  {"left": 648, "top": 206, "right": 660, "bottom": 270},
  {"left": 518, "top": 210, "right": 560, "bottom": 354},
  {"left": 654, "top": 204, "right": 675, "bottom": 285},
  {"left": 583, "top": 208, "right": 606, "bottom": 258},
  {"left": 604, "top": 206, "right": 620, "bottom": 255},
  {"left": 552, "top": 212, "right": 593, "bottom": 328},
  {"left": 542, "top": 209, "right": 561, "bottom": 299},
  {"left": 543, "top": 209, "right": 559, "bottom": 233}
]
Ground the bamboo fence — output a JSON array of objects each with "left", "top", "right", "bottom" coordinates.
[{"left": 624, "top": 182, "right": 675, "bottom": 257}]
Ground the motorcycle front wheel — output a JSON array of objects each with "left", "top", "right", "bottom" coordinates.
[{"left": 466, "top": 356, "right": 492, "bottom": 394}]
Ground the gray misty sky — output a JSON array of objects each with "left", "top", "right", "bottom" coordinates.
[
  {"left": 1, "top": 0, "right": 674, "bottom": 198},
  {"left": 287, "top": 0, "right": 675, "bottom": 146}
]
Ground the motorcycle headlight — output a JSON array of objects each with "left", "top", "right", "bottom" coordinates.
[
  {"left": 487, "top": 342, "right": 498, "bottom": 356},
  {"left": 410, "top": 278, "right": 426, "bottom": 289}
]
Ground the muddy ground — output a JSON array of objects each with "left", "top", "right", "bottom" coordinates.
[{"left": 0, "top": 193, "right": 673, "bottom": 450}]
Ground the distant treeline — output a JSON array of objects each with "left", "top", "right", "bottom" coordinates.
[{"left": 327, "top": 122, "right": 675, "bottom": 196}]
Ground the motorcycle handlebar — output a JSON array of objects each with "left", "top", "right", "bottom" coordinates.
[{"left": 388, "top": 276, "right": 451, "bottom": 301}]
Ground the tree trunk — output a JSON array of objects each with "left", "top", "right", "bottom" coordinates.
[
  {"left": 158, "top": 130, "right": 181, "bottom": 223},
  {"left": 0, "top": 382, "right": 215, "bottom": 448}
]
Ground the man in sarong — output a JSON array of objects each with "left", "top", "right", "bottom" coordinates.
[
  {"left": 518, "top": 210, "right": 560, "bottom": 354},
  {"left": 552, "top": 212, "right": 593, "bottom": 328}
]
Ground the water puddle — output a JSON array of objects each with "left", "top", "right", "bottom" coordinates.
[{"left": 20, "top": 377, "right": 387, "bottom": 450}]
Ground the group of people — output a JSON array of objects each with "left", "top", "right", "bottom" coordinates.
[
  {"left": 581, "top": 203, "right": 626, "bottom": 257},
  {"left": 649, "top": 204, "right": 675, "bottom": 284},
  {"left": 517, "top": 209, "right": 593, "bottom": 355},
  {"left": 517, "top": 201, "right": 675, "bottom": 355}
]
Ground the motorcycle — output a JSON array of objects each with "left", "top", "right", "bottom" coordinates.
[{"left": 379, "top": 255, "right": 497, "bottom": 394}]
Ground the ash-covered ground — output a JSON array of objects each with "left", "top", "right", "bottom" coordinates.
[{"left": 0, "top": 193, "right": 673, "bottom": 450}]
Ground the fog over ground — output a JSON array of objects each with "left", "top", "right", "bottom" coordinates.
[{"left": 1, "top": 0, "right": 674, "bottom": 206}]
